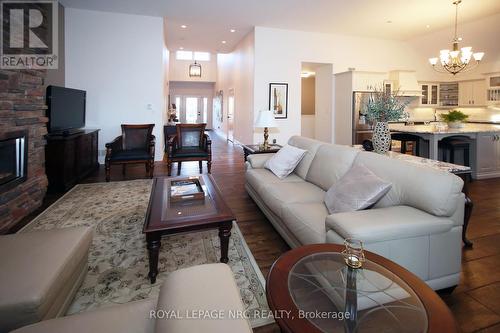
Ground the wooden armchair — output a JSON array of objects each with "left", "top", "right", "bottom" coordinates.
[
  {"left": 105, "top": 124, "right": 155, "bottom": 181},
  {"left": 166, "top": 123, "right": 211, "bottom": 176}
]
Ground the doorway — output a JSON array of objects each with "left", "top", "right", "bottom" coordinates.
[
  {"left": 227, "top": 89, "right": 235, "bottom": 142},
  {"left": 174, "top": 96, "right": 208, "bottom": 124}
]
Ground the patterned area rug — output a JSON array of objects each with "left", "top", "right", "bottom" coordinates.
[{"left": 21, "top": 179, "right": 272, "bottom": 328}]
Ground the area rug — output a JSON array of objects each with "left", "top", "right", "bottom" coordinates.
[{"left": 21, "top": 179, "right": 273, "bottom": 328}]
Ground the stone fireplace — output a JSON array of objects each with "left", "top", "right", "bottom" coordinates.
[{"left": 0, "top": 69, "right": 48, "bottom": 233}]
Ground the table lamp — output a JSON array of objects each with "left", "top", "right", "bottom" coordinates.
[{"left": 254, "top": 110, "right": 277, "bottom": 150}]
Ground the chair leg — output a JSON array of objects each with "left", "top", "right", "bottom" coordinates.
[
  {"left": 199, "top": 161, "right": 203, "bottom": 174},
  {"left": 207, "top": 160, "right": 212, "bottom": 173},
  {"left": 167, "top": 161, "right": 172, "bottom": 177},
  {"left": 122, "top": 164, "right": 126, "bottom": 176},
  {"left": 105, "top": 161, "right": 111, "bottom": 182},
  {"left": 177, "top": 162, "right": 182, "bottom": 176},
  {"left": 149, "top": 160, "right": 154, "bottom": 178}
]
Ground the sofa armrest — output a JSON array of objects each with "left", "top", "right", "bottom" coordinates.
[
  {"left": 155, "top": 263, "right": 252, "bottom": 333},
  {"left": 246, "top": 153, "right": 274, "bottom": 169},
  {"left": 326, "top": 206, "right": 454, "bottom": 243}
]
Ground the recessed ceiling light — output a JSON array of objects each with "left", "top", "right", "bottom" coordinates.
[
  {"left": 179, "top": 47, "right": 184, "bottom": 50},
  {"left": 426, "top": 24, "right": 430, "bottom": 28},
  {"left": 221, "top": 40, "right": 227, "bottom": 44},
  {"left": 458, "top": 37, "right": 463, "bottom": 41},
  {"left": 181, "top": 25, "right": 187, "bottom": 29},
  {"left": 230, "top": 29, "right": 236, "bottom": 33}
]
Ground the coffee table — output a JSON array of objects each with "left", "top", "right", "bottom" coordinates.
[
  {"left": 242, "top": 143, "right": 282, "bottom": 161},
  {"left": 143, "top": 174, "right": 235, "bottom": 283},
  {"left": 267, "top": 244, "right": 458, "bottom": 333}
]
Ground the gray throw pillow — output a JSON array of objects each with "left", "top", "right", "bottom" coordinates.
[{"left": 324, "top": 163, "right": 392, "bottom": 214}]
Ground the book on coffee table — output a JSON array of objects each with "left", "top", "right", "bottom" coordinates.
[{"left": 170, "top": 177, "right": 205, "bottom": 202}]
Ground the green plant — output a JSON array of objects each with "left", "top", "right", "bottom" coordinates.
[
  {"left": 439, "top": 110, "right": 469, "bottom": 122},
  {"left": 364, "top": 88, "right": 411, "bottom": 123}
]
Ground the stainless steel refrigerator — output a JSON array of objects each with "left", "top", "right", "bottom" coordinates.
[{"left": 352, "top": 92, "right": 375, "bottom": 145}]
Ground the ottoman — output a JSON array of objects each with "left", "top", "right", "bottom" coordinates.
[{"left": 0, "top": 226, "right": 93, "bottom": 332}]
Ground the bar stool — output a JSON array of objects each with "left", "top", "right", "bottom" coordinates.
[
  {"left": 439, "top": 136, "right": 471, "bottom": 166},
  {"left": 391, "top": 133, "right": 421, "bottom": 156}
]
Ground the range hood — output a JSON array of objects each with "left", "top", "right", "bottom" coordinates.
[{"left": 388, "top": 70, "right": 422, "bottom": 97}]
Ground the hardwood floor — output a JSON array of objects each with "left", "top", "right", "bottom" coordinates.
[{"left": 23, "top": 131, "right": 500, "bottom": 333}]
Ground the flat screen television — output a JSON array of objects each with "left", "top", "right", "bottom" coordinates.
[{"left": 46, "top": 86, "right": 86, "bottom": 134}]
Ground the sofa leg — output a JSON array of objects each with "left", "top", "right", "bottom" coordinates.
[{"left": 105, "top": 162, "right": 111, "bottom": 182}]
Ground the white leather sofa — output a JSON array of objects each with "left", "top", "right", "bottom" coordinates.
[
  {"left": 245, "top": 136, "right": 465, "bottom": 290},
  {"left": 11, "top": 263, "right": 253, "bottom": 333}
]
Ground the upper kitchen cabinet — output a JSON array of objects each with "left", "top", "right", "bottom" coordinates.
[
  {"left": 420, "top": 82, "right": 439, "bottom": 106},
  {"left": 351, "top": 71, "right": 387, "bottom": 91},
  {"left": 458, "top": 79, "right": 486, "bottom": 106},
  {"left": 388, "top": 70, "right": 421, "bottom": 97}
]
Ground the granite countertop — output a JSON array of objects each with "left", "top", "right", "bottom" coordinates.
[
  {"left": 390, "top": 123, "right": 500, "bottom": 134},
  {"left": 353, "top": 146, "right": 471, "bottom": 174}
]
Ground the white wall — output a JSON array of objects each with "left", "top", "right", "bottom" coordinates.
[
  {"left": 216, "top": 30, "right": 255, "bottom": 144},
  {"left": 169, "top": 52, "right": 217, "bottom": 82},
  {"left": 65, "top": 9, "right": 165, "bottom": 162},
  {"left": 301, "top": 115, "right": 315, "bottom": 138},
  {"left": 169, "top": 81, "right": 215, "bottom": 129},
  {"left": 314, "top": 64, "right": 334, "bottom": 142},
  {"left": 253, "top": 26, "right": 436, "bottom": 144}
]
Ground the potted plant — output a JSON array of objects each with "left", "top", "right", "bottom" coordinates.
[
  {"left": 365, "top": 88, "right": 410, "bottom": 154},
  {"left": 439, "top": 110, "right": 469, "bottom": 128}
]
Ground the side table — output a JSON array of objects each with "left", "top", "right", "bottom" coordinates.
[{"left": 242, "top": 144, "right": 282, "bottom": 161}]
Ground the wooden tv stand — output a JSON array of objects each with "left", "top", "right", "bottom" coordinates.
[{"left": 45, "top": 129, "right": 100, "bottom": 192}]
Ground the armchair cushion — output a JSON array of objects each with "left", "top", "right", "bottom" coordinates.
[
  {"left": 109, "top": 149, "right": 152, "bottom": 161},
  {"left": 172, "top": 148, "right": 209, "bottom": 158},
  {"left": 325, "top": 206, "right": 454, "bottom": 243}
]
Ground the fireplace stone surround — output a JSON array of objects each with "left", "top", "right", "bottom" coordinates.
[{"left": 0, "top": 69, "right": 48, "bottom": 233}]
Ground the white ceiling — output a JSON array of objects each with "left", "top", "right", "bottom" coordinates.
[{"left": 60, "top": 0, "right": 500, "bottom": 53}]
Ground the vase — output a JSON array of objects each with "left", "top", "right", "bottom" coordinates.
[
  {"left": 372, "top": 121, "right": 391, "bottom": 154},
  {"left": 448, "top": 121, "right": 464, "bottom": 129}
]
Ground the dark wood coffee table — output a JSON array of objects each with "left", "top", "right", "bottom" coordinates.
[
  {"left": 143, "top": 174, "right": 235, "bottom": 283},
  {"left": 267, "top": 244, "right": 458, "bottom": 333}
]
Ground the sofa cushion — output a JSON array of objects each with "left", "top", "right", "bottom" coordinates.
[
  {"left": 305, "top": 144, "right": 360, "bottom": 191},
  {"left": 155, "top": 263, "right": 252, "bottom": 333},
  {"left": 259, "top": 181, "right": 326, "bottom": 218},
  {"left": 246, "top": 168, "right": 303, "bottom": 193},
  {"left": 287, "top": 136, "right": 323, "bottom": 179},
  {"left": 0, "top": 226, "right": 93, "bottom": 332},
  {"left": 11, "top": 298, "right": 157, "bottom": 333},
  {"left": 325, "top": 206, "right": 454, "bottom": 243},
  {"left": 282, "top": 202, "right": 329, "bottom": 244},
  {"left": 324, "top": 163, "right": 392, "bottom": 214},
  {"left": 265, "top": 145, "right": 307, "bottom": 179},
  {"left": 247, "top": 153, "right": 275, "bottom": 169},
  {"left": 354, "top": 151, "right": 464, "bottom": 217}
]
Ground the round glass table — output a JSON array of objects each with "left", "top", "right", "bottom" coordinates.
[{"left": 266, "top": 244, "right": 458, "bottom": 333}]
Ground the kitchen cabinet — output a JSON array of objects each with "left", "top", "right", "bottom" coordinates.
[
  {"left": 351, "top": 72, "right": 387, "bottom": 91},
  {"left": 476, "top": 132, "right": 500, "bottom": 178},
  {"left": 459, "top": 80, "right": 486, "bottom": 106},
  {"left": 420, "top": 83, "right": 439, "bottom": 106}
]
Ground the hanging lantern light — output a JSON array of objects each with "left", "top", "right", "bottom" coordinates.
[{"left": 189, "top": 61, "right": 202, "bottom": 77}]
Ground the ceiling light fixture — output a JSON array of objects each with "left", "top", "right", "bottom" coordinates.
[
  {"left": 230, "top": 29, "right": 236, "bottom": 33},
  {"left": 428, "top": 0, "right": 484, "bottom": 75},
  {"left": 189, "top": 61, "right": 201, "bottom": 77},
  {"left": 426, "top": 24, "right": 430, "bottom": 28},
  {"left": 301, "top": 71, "right": 315, "bottom": 78},
  {"left": 179, "top": 47, "right": 184, "bottom": 50},
  {"left": 181, "top": 25, "right": 187, "bottom": 29},
  {"left": 221, "top": 40, "right": 227, "bottom": 44}
]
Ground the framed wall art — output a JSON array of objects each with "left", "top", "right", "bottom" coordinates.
[{"left": 269, "top": 83, "right": 288, "bottom": 119}]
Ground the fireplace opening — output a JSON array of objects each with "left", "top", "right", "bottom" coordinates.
[{"left": 0, "top": 130, "right": 28, "bottom": 192}]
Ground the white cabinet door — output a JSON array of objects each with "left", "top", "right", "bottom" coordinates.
[
  {"left": 471, "top": 80, "right": 486, "bottom": 106},
  {"left": 420, "top": 83, "right": 439, "bottom": 106},
  {"left": 458, "top": 81, "right": 472, "bottom": 106},
  {"left": 477, "top": 132, "right": 497, "bottom": 173}
]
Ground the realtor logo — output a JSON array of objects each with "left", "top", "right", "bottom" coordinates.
[{"left": 1, "top": 0, "right": 58, "bottom": 69}]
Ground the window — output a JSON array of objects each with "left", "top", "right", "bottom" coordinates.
[
  {"left": 176, "top": 50, "right": 193, "bottom": 60},
  {"left": 194, "top": 52, "right": 210, "bottom": 61},
  {"left": 176, "top": 50, "right": 210, "bottom": 61}
]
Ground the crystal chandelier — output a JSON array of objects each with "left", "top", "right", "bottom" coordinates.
[{"left": 428, "top": 0, "right": 484, "bottom": 75}]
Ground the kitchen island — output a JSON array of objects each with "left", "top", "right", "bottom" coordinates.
[{"left": 390, "top": 123, "right": 500, "bottom": 179}]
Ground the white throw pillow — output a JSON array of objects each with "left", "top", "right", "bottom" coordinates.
[
  {"left": 324, "top": 163, "right": 392, "bottom": 214},
  {"left": 265, "top": 145, "right": 307, "bottom": 179}
]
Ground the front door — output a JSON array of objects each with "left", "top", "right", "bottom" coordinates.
[{"left": 175, "top": 96, "right": 208, "bottom": 124}]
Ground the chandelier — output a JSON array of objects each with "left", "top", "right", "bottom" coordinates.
[
  {"left": 189, "top": 61, "right": 201, "bottom": 77},
  {"left": 428, "top": 0, "right": 484, "bottom": 75}
]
